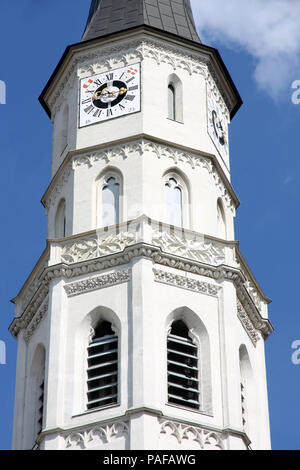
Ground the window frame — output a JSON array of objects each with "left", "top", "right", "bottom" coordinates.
[
  {"left": 167, "top": 320, "right": 201, "bottom": 411},
  {"left": 86, "top": 322, "right": 119, "bottom": 411},
  {"left": 96, "top": 170, "right": 123, "bottom": 229},
  {"left": 163, "top": 171, "right": 190, "bottom": 229}
]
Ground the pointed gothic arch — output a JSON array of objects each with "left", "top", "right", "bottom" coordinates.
[
  {"left": 96, "top": 168, "right": 123, "bottom": 228},
  {"left": 55, "top": 198, "right": 66, "bottom": 238},
  {"left": 239, "top": 345, "right": 255, "bottom": 442},
  {"left": 74, "top": 306, "right": 121, "bottom": 415},
  {"left": 24, "top": 344, "right": 46, "bottom": 449},
  {"left": 166, "top": 307, "right": 212, "bottom": 415},
  {"left": 167, "top": 74, "right": 183, "bottom": 123},
  {"left": 217, "top": 198, "right": 227, "bottom": 239},
  {"left": 163, "top": 169, "right": 190, "bottom": 228}
]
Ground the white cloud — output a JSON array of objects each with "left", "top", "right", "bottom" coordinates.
[{"left": 191, "top": 0, "right": 300, "bottom": 100}]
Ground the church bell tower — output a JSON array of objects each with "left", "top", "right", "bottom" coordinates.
[{"left": 10, "top": 0, "right": 273, "bottom": 450}]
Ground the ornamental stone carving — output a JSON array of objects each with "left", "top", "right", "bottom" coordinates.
[
  {"left": 65, "top": 421, "right": 129, "bottom": 450},
  {"left": 64, "top": 269, "right": 131, "bottom": 297},
  {"left": 72, "top": 139, "right": 236, "bottom": 213},
  {"left": 49, "top": 37, "right": 229, "bottom": 120},
  {"left": 10, "top": 241, "right": 273, "bottom": 341},
  {"left": 61, "top": 232, "right": 137, "bottom": 264},
  {"left": 159, "top": 419, "right": 225, "bottom": 450},
  {"left": 46, "top": 163, "right": 72, "bottom": 210},
  {"left": 153, "top": 269, "right": 220, "bottom": 297},
  {"left": 237, "top": 298, "right": 260, "bottom": 345},
  {"left": 23, "top": 297, "right": 49, "bottom": 343},
  {"left": 152, "top": 230, "right": 225, "bottom": 265},
  {"left": 235, "top": 252, "right": 263, "bottom": 313}
]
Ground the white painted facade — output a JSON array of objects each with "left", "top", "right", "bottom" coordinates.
[{"left": 11, "top": 28, "right": 273, "bottom": 451}]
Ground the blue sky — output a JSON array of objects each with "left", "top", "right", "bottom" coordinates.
[{"left": 0, "top": 0, "right": 299, "bottom": 450}]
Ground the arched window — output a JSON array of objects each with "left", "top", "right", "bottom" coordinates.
[
  {"left": 168, "top": 85, "right": 175, "bottom": 121},
  {"left": 96, "top": 170, "right": 122, "bottom": 228},
  {"left": 24, "top": 344, "right": 46, "bottom": 448},
  {"left": 55, "top": 199, "right": 66, "bottom": 238},
  {"left": 167, "top": 320, "right": 200, "bottom": 410},
  {"left": 165, "top": 177, "right": 182, "bottom": 227},
  {"left": 217, "top": 199, "right": 227, "bottom": 239},
  {"left": 86, "top": 321, "right": 118, "bottom": 410},
  {"left": 102, "top": 177, "right": 120, "bottom": 227},
  {"left": 239, "top": 345, "right": 255, "bottom": 440},
  {"left": 167, "top": 74, "right": 183, "bottom": 123},
  {"left": 37, "top": 363, "right": 45, "bottom": 435},
  {"left": 61, "top": 104, "right": 69, "bottom": 154}
]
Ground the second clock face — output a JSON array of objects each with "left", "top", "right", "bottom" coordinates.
[
  {"left": 79, "top": 63, "right": 141, "bottom": 127},
  {"left": 207, "top": 84, "right": 229, "bottom": 169}
]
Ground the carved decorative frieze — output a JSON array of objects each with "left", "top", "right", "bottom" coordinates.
[
  {"left": 61, "top": 232, "right": 137, "bottom": 264},
  {"left": 11, "top": 238, "right": 272, "bottom": 340},
  {"left": 159, "top": 419, "right": 225, "bottom": 450},
  {"left": 235, "top": 253, "right": 263, "bottom": 313},
  {"left": 153, "top": 268, "right": 221, "bottom": 297},
  {"left": 23, "top": 297, "right": 49, "bottom": 343},
  {"left": 152, "top": 231, "right": 225, "bottom": 265},
  {"left": 237, "top": 298, "right": 260, "bottom": 345},
  {"left": 47, "top": 163, "right": 72, "bottom": 209},
  {"left": 64, "top": 269, "right": 131, "bottom": 297},
  {"left": 48, "top": 36, "right": 230, "bottom": 120},
  {"left": 72, "top": 139, "right": 235, "bottom": 213},
  {"left": 64, "top": 421, "right": 129, "bottom": 450}
]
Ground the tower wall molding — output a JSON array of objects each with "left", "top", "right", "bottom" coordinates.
[
  {"left": 10, "top": 221, "right": 273, "bottom": 341},
  {"left": 47, "top": 34, "right": 231, "bottom": 121}
]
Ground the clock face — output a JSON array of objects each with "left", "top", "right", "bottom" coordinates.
[
  {"left": 207, "top": 85, "right": 229, "bottom": 168},
  {"left": 79, "top": 64, "right": 141, "bottom": 127}
]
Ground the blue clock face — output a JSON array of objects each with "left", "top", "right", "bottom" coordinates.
[{"left": 79, "top": 64, "right": 141, "bottom": 127}]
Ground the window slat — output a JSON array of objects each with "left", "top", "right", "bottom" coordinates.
[
  {"left": 86, "top": 326, "right": 118, "bottom": 411},
  {"left": 167, "top": 322, "right": 200, "bottom": 411}
]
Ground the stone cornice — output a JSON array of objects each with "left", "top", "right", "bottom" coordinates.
[
  {"left": 64, "top": 269, "right": 131, "bottom": 297},
  {"left": 35, "top": 408, "right": 250, "bottom": 450},
  {"left": 40, "top": 29, "right": 241, "bottom": 120},
  {"left": 9, "top": 237, "right": 273, "bottom": 340},
  {"left": 41, "top": 135, "right": 240, "bottom": 212},
  {"left": 153, "top": 268, "right": 221, "bottom": 297}
]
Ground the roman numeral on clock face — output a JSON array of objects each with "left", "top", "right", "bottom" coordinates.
[
  {"left": 128, "top": 85, "right": 138, "bottom": 92},
  {"left": 80, "top": 63, "right": 140, "bottom": 127},
  {"left": 84, "top": 104, "right": 94, "bottom": 114},
  {"left": 93, "top": 109, "right": 102, "bottom": 117}
]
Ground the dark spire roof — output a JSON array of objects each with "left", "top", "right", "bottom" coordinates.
[{"left": 82, "top": 0, "right": 201, "bottom": 43}]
